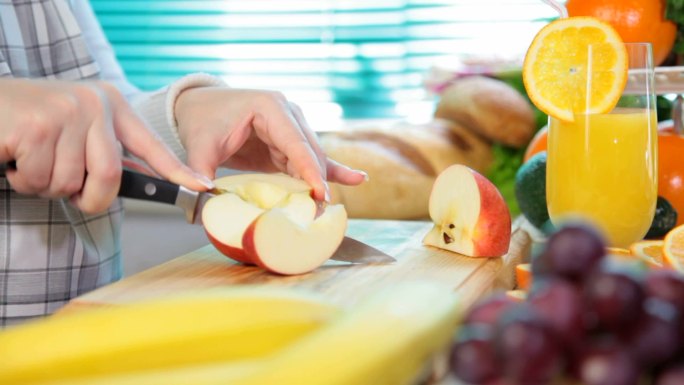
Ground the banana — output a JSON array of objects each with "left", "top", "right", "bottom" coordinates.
[
  {"left": 0, "top": 287, "right": 340, "bottom": 384},
  {"left": 228, "top": 281, "right": 463, "bottom": 385},
  {"left": 38, "top": 282, "right": 462, "bottom": 385},
  {"left": 39, "top": 360, "right": 264, "bottom": 385}
]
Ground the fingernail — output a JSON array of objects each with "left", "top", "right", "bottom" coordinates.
[
  {"left": 195, "top": 173, "right": 215, "bottom": 189},
  {"left": 324, "top": 185, "right": 331, "bottom": 203},
  {"left": 359, "top": 170, "right": 369, "bottom": 182}
]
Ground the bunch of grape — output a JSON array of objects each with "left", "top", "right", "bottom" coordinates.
[{"left": 449, "top": 223, "right": 684, "bottom": 385}]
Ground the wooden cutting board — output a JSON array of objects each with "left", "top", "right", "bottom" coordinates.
[{"left": 58, "top": 218, "right": 534, "bottom": 314}]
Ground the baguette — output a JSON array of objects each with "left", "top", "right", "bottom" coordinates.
[
  {"left": 320, "top": 120, "right": 493, "bottom": 219},
  {"left": 434, "top": 76, "right": 536, "bottom": 148}
]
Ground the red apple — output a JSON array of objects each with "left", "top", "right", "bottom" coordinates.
[
  {"left": 423, "top": 164, "right": 511, "bottom": 257},
  {"left": 243, "top": 204, "right": 348, "bottom": 275},
  {"left": 201, "top": 173, "right": 348, "bottom": 275}
]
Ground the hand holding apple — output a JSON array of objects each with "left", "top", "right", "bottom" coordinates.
[
  {"left": 202, "top": 173, "right": 348, "bottom": 275},
  {"left": 423, "top": 164, "right": 511, "bottom": 257}
]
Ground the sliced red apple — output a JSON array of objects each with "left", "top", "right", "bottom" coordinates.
[
  {"left": 202, "top": 193, "right": 264, "bottom": 263},
  {"left": 202, "top": 190, "right": 317, "bottom": 263},
  {"left": 423, "top": 164, "right": 511, "bottom": 257},
  {"left": 202, "top": 173, "right": 347, "bottom": 274},
  {"left": 243, "top": 204, "right": 348, "bottom": 275},
  {"left": 214, "top": 173, "right": 312, "bottom": 197}
]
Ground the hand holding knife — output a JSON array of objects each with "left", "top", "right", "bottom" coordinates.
[{"left": 4, "top": 160, "right": 395, "bottom": 264}]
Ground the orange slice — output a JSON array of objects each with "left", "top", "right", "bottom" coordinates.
[
  {"left": 523, "top": 16, "right": 628, "bottom": 122},
  {"left": 515, "top": 263, "right": 533, "bottom": 291},
  {"left": 606, "top": 247, "right": 632, "bottom": 257},
  {"left": 627, "top": 241, "right": 665, "bottom": 268},
  {"left": 506, "top": 290, "right": 528, "bottom": 301},
  {"left": 664, "top": 225, "right": 684, "bottom": 271}
]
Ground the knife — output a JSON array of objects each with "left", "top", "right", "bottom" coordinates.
[{"left": 117, "top": 169, "right": 396, "bottom": 264}]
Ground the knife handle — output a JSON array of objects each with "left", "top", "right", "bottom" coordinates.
[
  {"left": 118, "top": 169, "right": 179, "bottom": 205},
  {"left": 4, "top": 161, "right": 180, "bottom": 205}
]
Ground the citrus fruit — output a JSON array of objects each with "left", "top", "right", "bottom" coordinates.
[
  {"left": 515, "top": 263, "right": 533, "bottom": 291},
  {"left": 566, "top": 0, "right": 677, "bottom": 66},
  {"left": 628, "top": 240, "right": 665, "bottom": 268},
  {"left": 606, "top": 247, "right": 632, "bottom": 257},
  {"left": 523, "top": 17, "right": 628, "bottom": 122},
  {"left": 657, "top": 131, "right": 684, "bottom": 226},
  {"left": 663, "top": 224, "right": 684, "bottom": 271},
  {"left": 515, "top": 152, "right": 549, "bottom": 229},
  {"left": 523, "top": 126, "right": 548, "bottom": 163}
]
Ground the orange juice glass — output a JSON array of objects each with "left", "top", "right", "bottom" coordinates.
[{"left": 546, "top": 43, "right": 658, "bottom": 248}]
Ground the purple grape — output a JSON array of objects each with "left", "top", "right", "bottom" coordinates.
[
  {"left": 583, "top": 268, "right": 644, "bottom": 332},
  {"left": 645, "top": 269, "right": 684, "bottom": 310},
  {"left": 576, "top": 342, "right": 639, "bottom": 385},
  {"left": 449, "top": 325, "right": 499, "bottom": 384},
  {"left": 533, "top": 222, "right": 606, "bottom": 282},
  {"left": 656, "top": 365, "right": 684, "bottom": 385},
  {"left": 621, "top": 298, "right": 680, "bottom": 368},
  {"left": 494, "top": 305, "right": 562, "bottom": 384},
  {"left": 463, "top": 293, "right": 519, "bottom": 326},
  {"left": 528, "top": 277, "right": 586, "bottom": 345}
]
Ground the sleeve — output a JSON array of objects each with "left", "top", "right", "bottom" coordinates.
[{"left": 70, "top": 0, "right": 226, "bottom": 160}]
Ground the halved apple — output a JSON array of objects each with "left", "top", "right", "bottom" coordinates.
[
  {"left": 423, "top": 164, "right": 511, "bottom": 257},
  {"left": 243, "top": 204, "right": 348, "bottom": 275},
  {"left": 202, "top": 173, "right": 348, "bottom": 275}
]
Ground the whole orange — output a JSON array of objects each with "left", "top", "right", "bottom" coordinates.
[
  {"left": 523, "top": 126, "right": 548, "bottom": 163},
  {"left": 658, "top": 130, "right": 684, "bottom": 226},
  {"left": 566, "top": 0, "right": 677, "bottom": 66}
]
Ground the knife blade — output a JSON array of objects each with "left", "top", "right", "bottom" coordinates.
[{"left": 118, "top": 170, "right": 396, "bottom": 264}]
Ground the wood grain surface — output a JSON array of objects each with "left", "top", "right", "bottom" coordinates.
[{"left": 58, "top": 218, "right": 533, "bottom": 315}]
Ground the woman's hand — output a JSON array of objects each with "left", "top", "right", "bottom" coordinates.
[
  {"left": 174, "top": 87, "right": 367, "bottom": 202},
  {"left": 0, "top": 78, "right": 212, "bottom": 213}
]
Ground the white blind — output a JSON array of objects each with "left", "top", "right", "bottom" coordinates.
[{"left": 92, "top": 0, "right": 558, "bottom": 122}]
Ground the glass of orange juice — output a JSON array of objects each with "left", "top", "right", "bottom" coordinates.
[{"left": 546, "top": 43, "right": 658, "bottom": 248}]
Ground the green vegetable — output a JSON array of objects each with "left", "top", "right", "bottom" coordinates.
[
  {"left": 486, "top": 143, "right": 524, "bottom": 217},
  {"left": 645, "top": 196, "right": 678, "bottom": 239},
  {"left": 657, "top": 95, "right": 674, "bottom": 122},
  {"left": 514, "top": 152, "right": 550, "bottom": 230},
  {"left": 666, "top": 0, "right": 684, "bottom": 55},
  {"left": 486, "top": 69, "right": 546, "bottom": 218}
]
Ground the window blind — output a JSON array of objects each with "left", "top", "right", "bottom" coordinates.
[{"left": 91, "top": 0, "right": 558, "bottom": 124}]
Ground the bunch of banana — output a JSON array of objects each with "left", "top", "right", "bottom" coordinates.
[
  {"left": 0, "top": 287, "right": 340, "bottom": 384},
  {"left": 33, "top": 282, "right": 462, "bottom": 385}
]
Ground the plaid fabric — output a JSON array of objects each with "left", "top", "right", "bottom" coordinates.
[{"left": 0, "top": 0, "right": 124, "bottom": 327}]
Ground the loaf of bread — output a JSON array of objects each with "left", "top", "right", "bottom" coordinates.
[
  {"left": 434, "top": 76, "right": 536, "bottom": 148},
  {"left": 320, "top": 119, "right": 493, "bottom": 219}
]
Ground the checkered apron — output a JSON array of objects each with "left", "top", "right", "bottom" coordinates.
[{"left": 0, "top": 0, "right": 123, "bottom": 327}]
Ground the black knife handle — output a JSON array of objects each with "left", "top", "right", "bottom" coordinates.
[
  {"left": 4, "top": 162, "right": 180, "bottom": 205},
  {"left": 118, "top": 169, "right": 179, "bottom": 205}
]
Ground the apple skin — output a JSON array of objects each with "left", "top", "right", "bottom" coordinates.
[
  {"left": 205, "top": 232, "right": 253, "bottom": 264},
  {"left": 241, "top": 205, "right": 348, "bottom": 275},
  {"left": 202, "top": 173, "right": 348, "bottom": 274},
  {"left": 423, "top": 164, "right": 511, "bottom": 257}
]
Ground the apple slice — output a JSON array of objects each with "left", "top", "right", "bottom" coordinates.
[
  {"left": 202, "top": 173, "right": 347, "bottom": 274},
  {"left": 202, "top": 191, "right": 317, "bottom": 264},
  {"left": 202, "top": 193, "right": 264, "bottom": 264},
  {"left": 214, "top": 173, "right": 312, "bottom": 197},
  {"left": 243, "top": 204, "right": 348, "bottom": 275},
  {"left": 423, "top": 164, "right": 511, "bottom": 257}
]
